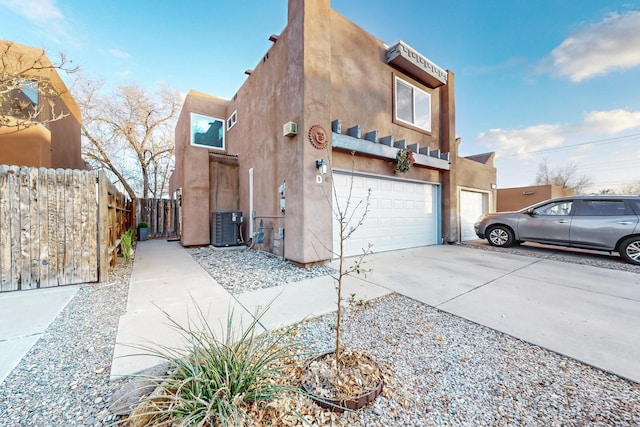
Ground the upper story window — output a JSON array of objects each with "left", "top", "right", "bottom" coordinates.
[
  {"left": 191, "top": 113, "right": 224, "bottom": 150},
  {"left": 394, "top": 76, "right": 431, "bottom": 132},
  {"left": 226, "top": 110, "right": 237, "bottom": 130},
  {"left": 1, "top": 79, "right": 39, "bottom": 121}
]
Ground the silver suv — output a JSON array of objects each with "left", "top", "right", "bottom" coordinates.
[{"left": 474, "top": 195, "right": 640, "bottom": 265}]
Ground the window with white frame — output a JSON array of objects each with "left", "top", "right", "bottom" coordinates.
[
  {"left": 226, "top": 110, "right": 237, "bottom": 130},
  {"left": 394, "top": 76, "right": 431, "bottom": 132},
  {"left": 191, "top": 113, "right": 225, "bottom": 150}
]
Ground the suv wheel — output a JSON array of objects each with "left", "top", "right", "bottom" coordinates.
[
  {"left": 487, "top": 225, "right": 515, "bottom": 247},
  {"left": 619, "top": 236, "right": 640, "bottom": 265}
]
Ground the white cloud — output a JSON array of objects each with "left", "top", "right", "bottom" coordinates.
[
  {"left": 0, "top": 0, "right": 63, "bottom": 24},
  {"left": 109, "top": 48, "right": 131, "bottom": 59},
  {"left": 474, "top": 124, "right": 565, "bottom": 157},
  {"left": 549, "top": 11, "right": 640, "bottom": 82},
  {"left": 583, "top": 109, "right": 640, "bottom": 133},
  {"left": 474, "top": 109, "right": 640, "bottom": 160}
]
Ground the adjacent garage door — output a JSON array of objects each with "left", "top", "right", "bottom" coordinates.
[
  {"left": 332, "top": 172, "right": 438, "bottom": 257},
  {"left": 459, "top": 189, "right": 487, "bottom": 241}
]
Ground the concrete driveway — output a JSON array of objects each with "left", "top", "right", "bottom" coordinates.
[{"left": 338, "top": 245, "right": 640, "bottom": 383}]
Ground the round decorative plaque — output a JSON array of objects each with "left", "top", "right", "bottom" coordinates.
[{"left": 308, "top": 125, "right": 328, "bottom": 149}]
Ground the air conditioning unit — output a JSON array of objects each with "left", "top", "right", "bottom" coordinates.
[
  {"left": 211, "top": 210, "right": 243, "bottom": 247},
  {"left": 283, "top": 121, "right": 298, "bottom": 137}
]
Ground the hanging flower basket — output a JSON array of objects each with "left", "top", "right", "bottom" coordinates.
[{"left": 393, "top": 148, "right": 415, "bottom": 174}]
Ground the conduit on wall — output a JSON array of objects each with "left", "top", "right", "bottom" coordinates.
[{"left": 249, "top": 168, "right": 254, "bottom": 237}]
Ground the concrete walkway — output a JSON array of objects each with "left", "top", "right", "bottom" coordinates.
[
  {"left": 111, "top": 240, "right": 640, "bottom": 384},
  {"left": 110, "top": 241, "right": 250, "bottom": 377},
  {"left": 111, "top": 240, "right": 392, "bottom": 378},
  {"left": 0, "top": 285, "right": 79, "bottom": 383},
  {"left": 1, "top": 240, "right": 637, "bottom": 384}
]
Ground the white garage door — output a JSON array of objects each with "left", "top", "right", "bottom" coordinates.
[
  {"left": 460, "top": 189, "right": 486, "bottom": 241},
  {"left": 333, "top": 173, "right": 438, "bottom": 257}
]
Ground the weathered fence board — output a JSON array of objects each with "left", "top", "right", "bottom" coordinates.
[
  {"left": 0, "top": 166, "right": 131, "bottom": 292},
  {"left": 19, "top": 168, "right": 31, "bottom": 289},
  {"left": 136, "top": 198, "right": 177, "bottom": 239},
  {"left": 0, "top": 165, "right": 11, "bottom": 291},
  {"left": 97, "top": 170, "right": 134, "bottom": 280}
]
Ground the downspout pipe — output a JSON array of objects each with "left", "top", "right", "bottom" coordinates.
[{"left": 249, "top": 168, "right": 254, "bottom": 237}]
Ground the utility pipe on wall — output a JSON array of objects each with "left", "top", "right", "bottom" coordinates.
[{"left": 249, "top": 168, "right": 254, "bottom": 237}]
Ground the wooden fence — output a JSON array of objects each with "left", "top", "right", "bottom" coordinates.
[
  {"left": 98, "top": 170, "right": 134, "bottom": 273},
  {"left": 0, "top": 166, "right": 132, "bottom": 292},
  {"left": 136, "top": 198, "right": 177, "bottom": 239}
]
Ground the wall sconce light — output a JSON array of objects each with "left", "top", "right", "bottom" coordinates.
[{"left": 316, "top": 159, "right": 328, "bottom": 175}]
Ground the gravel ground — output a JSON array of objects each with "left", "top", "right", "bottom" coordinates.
[
  {"left": 0, "top": 244, "right": 639, "bottom": 426},
  {"left": 288, "top": 295, "right": 640, "bottom": 426},
  {"left": 0, "top": 259, "right": 133, "bottom": 427},
  {"left": 187, "top": 246, "right": 331, "bottom": 294}
]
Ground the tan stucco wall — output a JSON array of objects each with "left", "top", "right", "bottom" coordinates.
[
  {"left": 326, "top": 8, "right": 449, "bottom": 182},
  {"left": 172, "top": 91, "right": 230, "bottom": 246},
  {"left": 0, "top": 123, "right": 51, "bottom": 167},
  {"left": 47, "top": 102, "right": 85, "bottom": 170},
  {"left": 213, "top": 0, "right": 336, "bottom": 264},
  {"left": 326, "top": 6, "right": 457, "bottom": 244},
  {"left": 328, "top": 13, "right": 443, "bottom": 150},
  {"left": 497, "top": 185, "right": 574, "bottom": 212},
  {"left": 0, "top": 40, "right": 84, "bottom": 170},
  {"left": 172, "top": 0, "right": 489, "bottom": 262},
  {"left": 456, "top": 150, "right": 497, "bottom": 212}
]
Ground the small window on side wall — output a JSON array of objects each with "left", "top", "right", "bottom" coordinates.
[
  {"left": 227, "top": 110, "right": 237, "bottom": 130},
  {"left": 394, "top": 76, "right": 431, "bottom": 132},
  {"left": 191, "top": 113, "right": 224, "bottom": 150}
]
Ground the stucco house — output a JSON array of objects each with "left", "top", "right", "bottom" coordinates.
[
  {"left": 0, "top": 40, "right": 85, "bottom": 170},
  {"left": 170, "top": 0, "right": 496, "bottom": 265}
]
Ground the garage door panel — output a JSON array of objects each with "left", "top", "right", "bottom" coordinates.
[
  {"left": 378, "top": 217, "right": 393, "bottom": 228},
  {"left": 379, "top": 180, "right": 392, "bottom": 191},
  {"left": 460, "top": 190, "right": 486, "bottom": 241},
  {"left": 333, "top": 173, "right": 438, "bottom": 257},
  {"left": 379, "top": 198, "right": 392, "bottom": 209}
]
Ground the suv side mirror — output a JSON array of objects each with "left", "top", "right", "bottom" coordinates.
[{"left": 526, "top": 208, "right": 535, "bottom": 216}]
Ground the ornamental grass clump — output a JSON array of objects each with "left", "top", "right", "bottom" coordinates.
[
  {"left": 120, "top": 228, "right": 135, "bottom": 262},
  {"left": 124, "top": 303, "right": 301, "bottom": 426}
]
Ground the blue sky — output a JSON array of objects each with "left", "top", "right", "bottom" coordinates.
[{"left": 2, "top": 0, "right": 640, "bottom": 192}]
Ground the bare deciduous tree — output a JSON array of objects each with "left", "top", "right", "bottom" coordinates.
[
  {"left": 621, "top": 178, "right": 640, "bottom": 195},
  {"left": 73, "top": 75, "right": 181, "bottom": 200},
  {"left": 0, "top": 40, "right": 78, "bottom": 130},
  {"left": 535, "top": 158, "right": 592, "bottom": 194}
]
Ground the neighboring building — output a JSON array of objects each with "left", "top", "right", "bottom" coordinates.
[
  {"left": 170, "top": 0, "right": 496, "bottom": 265},
  {"left": 0, "top": 40, "right": 85, "bottom": 170},
  {"left": 497, "top": 185, "right": 574, "bottom": 212}
]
